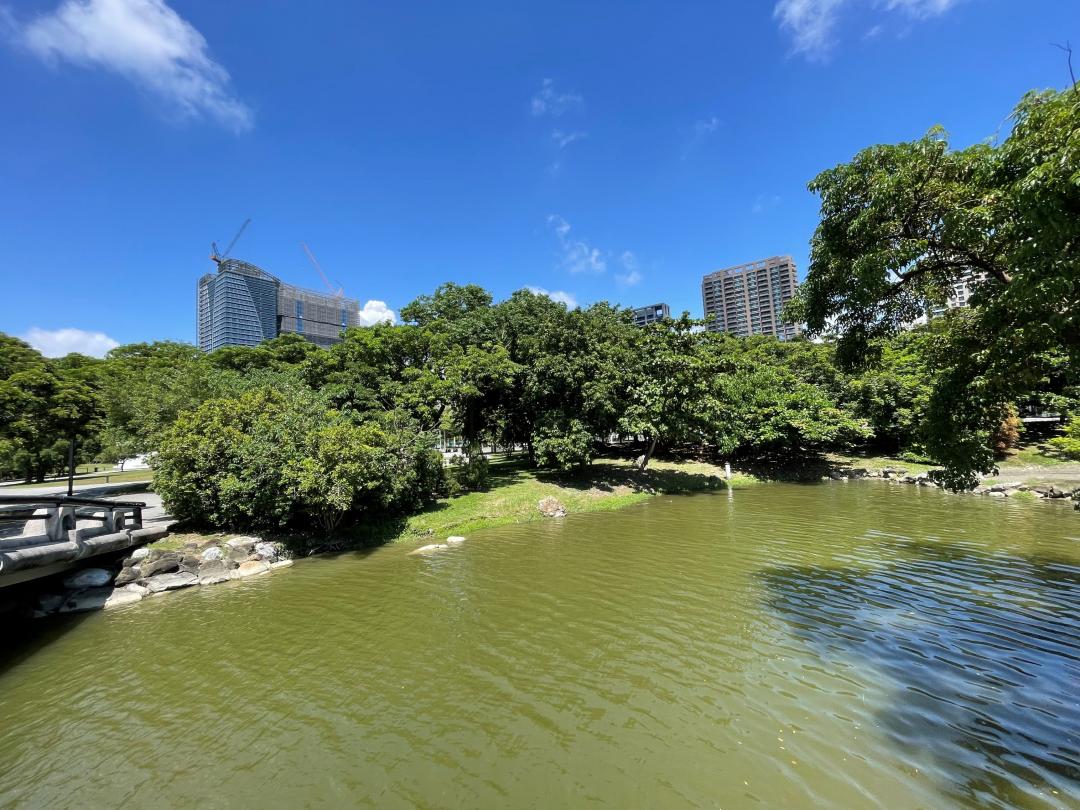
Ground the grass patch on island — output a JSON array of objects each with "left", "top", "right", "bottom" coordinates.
[{"left": 342, "top": 455, "right": 751, "bottom": 548}]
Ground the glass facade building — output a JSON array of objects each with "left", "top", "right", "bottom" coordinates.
[
  {"left": 197, "top": 259, "right": 361, "bottom": 352},
  {"left": 632, "top": 303, "right": 670, "bottom": 327}
]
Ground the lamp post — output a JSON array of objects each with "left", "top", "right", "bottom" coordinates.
[{"left": 67, "top": 437, "right": 75, "bottom": 497}]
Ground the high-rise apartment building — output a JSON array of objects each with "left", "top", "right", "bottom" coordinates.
[
  {"left": 929, "top": 271, "right": 985, "bottom": 319},
  {"left": 197, "top": 259, "right": 361, "bottom": 352},
  {"left": 701, "top": 255, "right": 801, "bottom": 340},
  {"left": 632, "top": 302, "right": 670, "bottom": 327},
  {"left": 904, "top": 271, "right": 987, "bottom": 329}
]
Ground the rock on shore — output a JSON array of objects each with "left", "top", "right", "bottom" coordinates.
[
  {"left": 25, "top": 537, "right": 293, "bottom": 618},
  {"left": 538, "top": 497, "right": 567, "bottom": 518},
  {"left": 826, "top": 465, "right": 1080, "bottom": 505}
]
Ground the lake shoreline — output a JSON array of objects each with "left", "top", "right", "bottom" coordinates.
[{"left": 6, "top": 453, "right": 1078, "bottom": 622}]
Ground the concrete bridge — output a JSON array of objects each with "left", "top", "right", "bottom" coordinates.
[{"left": 0, "top": 495, "right": 168, "bottom": 587}]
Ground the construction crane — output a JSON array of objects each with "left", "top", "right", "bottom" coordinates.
[
  {"left": 301, "top": 242, "right": 344, "bottom": 298},
  {"left": 210, "top": 218, "right": 252, "bottom": 264}
]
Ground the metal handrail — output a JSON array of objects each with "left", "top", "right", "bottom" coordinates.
[{"left": 0, "top": 495, "right": 147, "bottom": 509}]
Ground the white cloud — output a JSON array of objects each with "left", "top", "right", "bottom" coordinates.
[
  {"left": 773, "top": 0, "right": 960, "bottom": 60},
  {"left": 14, "top": 0, "right": 253, "bottom": 132},
  {"left": 23, "top": 327, "right": 119, "bottom": 357},
  {"left": 615, "top": 251, "right": 643, "bottom": 286},
  {"left": 547, "top": 214, "right": 606, "bottom": 274},
  {"left": 531, "top": 78, "right": 583, "bottom": 117},
  {"left": 527, "top": 286, "right": 578, "bottom": 309},
  {"left": 552, "top": 129, "right": 587, "bottom": 149},
  {"left": 356, "top": 300, "right": 397, "bottom": 326}
]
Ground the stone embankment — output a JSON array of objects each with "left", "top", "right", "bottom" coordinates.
[
  {"left": 25, "top": 536, "right": 292, "bottom": 618},
  {"left": 827, "top": 467, "right": 1080, "bottom": 508}
]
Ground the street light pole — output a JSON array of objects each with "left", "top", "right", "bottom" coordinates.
[{"left": 67, "top": 437, "right": 75, "bottom": 497}]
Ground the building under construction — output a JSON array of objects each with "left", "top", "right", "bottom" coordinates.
[{"left": 197, "top": 258, "right": 361, "bottom": 352}]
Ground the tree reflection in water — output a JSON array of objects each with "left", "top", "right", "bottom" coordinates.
[{"left": 760, "top": 539, "right": 1080, "bottom": 808}]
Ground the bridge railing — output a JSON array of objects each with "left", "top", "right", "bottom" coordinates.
[{"left": 0, "top": 495, "right": 153, "bottom": 577}]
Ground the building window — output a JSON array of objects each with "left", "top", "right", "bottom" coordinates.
[
  {"left": 341, "top": 307, "right": 347, "bottom": 328},
  {"left": 296, "top": 300, "right": 304, "bottom": 333}
]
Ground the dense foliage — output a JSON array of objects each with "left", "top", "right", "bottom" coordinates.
[
  {"left": 789, "top": 88, "right": 1079, "bottom": 487},
  {"left": 1, "top": 87, "right": 1074, "bottom": 519},
  {"left": 153, "top": 387, "right": 446, "bottom": 532},
  {"left": 2, "top": 281, "right": 1064, "bottom": 516},
  {"left": 0, "top": 335, "right": 101, "bottom": 481},
  {"left": 1049, "top": 416, "right": 1080, "bottom": 460}
]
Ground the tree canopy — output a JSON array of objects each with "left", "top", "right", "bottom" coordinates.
[{"left": 789, "top": 88, "right": 1079, "bottom": 487}]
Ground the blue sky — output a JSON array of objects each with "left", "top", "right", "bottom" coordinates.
[{"left": 0, "top": 0, "right": 1075, "bottom": 355}]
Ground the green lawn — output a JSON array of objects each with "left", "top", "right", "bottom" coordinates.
[
  {"left": 75, "top": 463, "right": 117, "bottom": 474},
  {"left": 829, "top": 444, "right": 1078, "bottom": 487},
  {"left": 342, "top": 455, "right": 750, "bottom": 548},
  {"left": 0, "top": 469, "right": 153, "bottom": 490},
  {"left": 1003, "top": 444, "right": 1069, "bottom": 468},
  {"left": 826, "top": 451, "right": 936, "bottom": 475}
]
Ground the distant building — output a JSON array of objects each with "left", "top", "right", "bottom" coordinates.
[
  {"left": 929, "top": 271, "right": 984, "bottom": 319},
  {"left": 197, "top": 259, "right": 360, "bottom": 352},
  {"left": 906, "top": 271, "right": 986, "bottom": 328},
  {"left": 701, "top": 255, "right": 801, "bottom": 340},
  {"left": 632, "top": 303, "right": 670, "bottom": 327}
]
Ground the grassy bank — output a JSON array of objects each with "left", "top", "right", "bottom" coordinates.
[
  {"left": 150, "top": 445, "right": 1078, "bottom": 556},
  {"left": 0, "top": 469, "right": 154, "bottom": 490},
  {"left": 829, "top": 443, "right": 1079, "bottom": 487},
  {"left": 155, "top": 455, "right": 752, "bottom": 554},
  {"left": 340, "top": 456, "right": 755, "bottom": 549}
]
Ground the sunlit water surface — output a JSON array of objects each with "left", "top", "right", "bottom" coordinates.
[{"left": 2, "top": 482, "right": 1078, "bottom": 808}]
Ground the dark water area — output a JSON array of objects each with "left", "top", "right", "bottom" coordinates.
[{"left": 1, "top": 482, "right": 1078, "bottom": 808}]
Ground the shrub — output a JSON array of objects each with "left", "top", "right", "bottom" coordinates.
[
  {"left": 154, "top": 388, "right": 447, "bottom": 532},
  {"left": 990, "top": 404, "right": 1023, "bottom": 458},
  {"left": 1048, "top": 415, "right": 1080, "bottom": 459},
  {"left": 533, "top": 417, "right": 594, "bottom": 471},
  {"left": 451, "top": 443, "right": 490, "bottom": 491}
]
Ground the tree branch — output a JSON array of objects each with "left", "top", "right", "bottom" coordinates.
[{"left": 1053, "top": 42, "right": 1077, "bottom": 90}]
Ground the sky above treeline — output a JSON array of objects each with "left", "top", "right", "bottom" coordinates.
[{"left": 0, "top": 0, "right": 1075, "bottom": 356}]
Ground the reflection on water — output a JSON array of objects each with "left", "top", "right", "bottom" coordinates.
[
  {"left": 761, "top": 538, "right": 1080, "bottom": 808},
  {"left": 0, "top": 481, "right": 1078, "bottom": 808}
]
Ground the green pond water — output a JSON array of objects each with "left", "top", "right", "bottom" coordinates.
[{"left": 2, "top": 482, "right": 1079, "bottom": 809}]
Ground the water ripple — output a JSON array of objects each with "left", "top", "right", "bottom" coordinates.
[{"left": 0, "top": 482, "right": 1078, "bottom": 808}]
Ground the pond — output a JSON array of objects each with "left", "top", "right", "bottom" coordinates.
[{"left": 1, "top": 482, "right": 1078, "bottom": 808}]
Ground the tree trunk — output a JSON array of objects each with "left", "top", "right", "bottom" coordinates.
[{"left": 634, "top": 436, "right": 658, "bottom": 470}]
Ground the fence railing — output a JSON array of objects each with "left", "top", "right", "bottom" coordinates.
[{"left": 0, "top": 495, "right": 152, "bottom": 579}]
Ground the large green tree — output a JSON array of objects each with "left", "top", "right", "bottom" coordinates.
[
  {"left": 789, "top": 88, "right": 1080, "bottom": 487},
  {"left": 0, "top": 338, "right": 102, "bottom": 481}
]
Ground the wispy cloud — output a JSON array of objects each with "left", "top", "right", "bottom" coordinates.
[
  {"left": 682, "top": 115, "right": 720, "bottom": 159},
  {"left": 10, "top": 0, "right": 253, "bottom": 132},
  {"left": 531, "top": 78, "right": 583, "bottom": 117},
  {"left": 552, "top": 129, "right": 587, "bottom": 149},
  {"left": 23, "top": 327, "right": 119, "bottom": 357},
  {"left": 356, "top": 300, "right": 397, "bottom": 326},
  {"left": 527, "top": 286, "right": 579, "bottom": 309},
  {"left": 615, "top": 251, "right": 643, "bottom": 286},
  {"left": 694, "top": 116, "right": 720, "bottom": 137},
  {"left": 547, "top": 215, "right": 606, "bottom": 274},
  {"left": 773, "top": 0, "right": 961, "bottom": 61}
]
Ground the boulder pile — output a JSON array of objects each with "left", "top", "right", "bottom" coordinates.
[
  {"left": 824, "top": 466, "right": 1080, "bottom": 507},
  {"left": 29, "top": 536, "right": 292, "bottom": 618}
]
